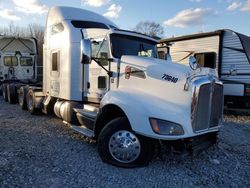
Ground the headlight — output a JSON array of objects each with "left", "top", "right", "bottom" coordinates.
[{"left": 149, "top": 118, "right": 184, "bottom": 135}]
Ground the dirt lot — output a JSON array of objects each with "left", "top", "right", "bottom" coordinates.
[{"left": 0, "top": 96, "right": 249, "bottom": 187}]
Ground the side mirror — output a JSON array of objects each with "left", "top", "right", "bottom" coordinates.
[
  {"left": 189, "top": 56, "right": 198, "bottom": 70},
  {"left": 81, "top": 39, "right": 91, "bottom": 64}
]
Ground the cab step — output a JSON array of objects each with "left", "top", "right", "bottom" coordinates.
[
  {"left": 75, "top": 108, "right": 97, "bottom": 120},
  {"left": 42, "top": 94, "right": 56, "bottom": 114},
  {"left": 71, "top": 125, "right": 94, "bottom": 138}
]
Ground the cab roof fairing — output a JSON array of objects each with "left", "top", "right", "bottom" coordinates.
[
  {"left": 108, "top": 29, "right": 159, "bottom": 44},
  {"left": 45, "top": 6, "right": 118, "bottom": 29}
]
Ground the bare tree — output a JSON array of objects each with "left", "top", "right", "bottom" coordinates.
[
  {"left": 28, "top": 23, "right": 44, "bottom": 67},
  {"left": 0, "top": 22, "right": 44, "bottom": 41},
  {"left": 133, "top": 21, "right": 164, "bottom": 38},
  {"left": 28, "top": 23, "right": 44, "bottom": 42},
  {"left": 0, "top": 22, "right": 27, "bottom": 37}
]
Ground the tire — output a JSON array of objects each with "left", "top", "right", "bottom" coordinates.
[
  {"left": 0, "top": 84, "right": 2, "bottom": 96},
  {"left": 97, "top": 117, "right": 155, "bottom": 168},
  {"left": 2, "top": 84, "right": 8, "bottom": 102},
  {"left": 7, "top": 84, "right": 18, "bottom": 104},
  {"left": 26, "top": 88, "right": 39, "bottom": 114},
  {"left": 18, "top": 86, "right": 28, "bottom": 110}
]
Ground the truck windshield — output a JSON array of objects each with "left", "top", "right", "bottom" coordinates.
[
  {"left": 110, "top": 34, "right": 157, "bottom": 59},
  {"left": 4, "top": 56, "right": 18, "bottom": 66},
  {"left": 20, "top": 57, "right": 33, "bottom": 66}
]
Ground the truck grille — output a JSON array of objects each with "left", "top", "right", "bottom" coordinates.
[{"left": 191, "top": 78, "right": 223, "bottom": 132}]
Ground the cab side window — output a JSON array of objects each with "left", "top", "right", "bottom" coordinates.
[
  {"left": 158, "top": 51, "right": 165, "bottom": 60},
  {"left": 91, "top": 39, "right": 109, "bottom": 66},
  {"left": 52, "top": 51, "right": 60, "bottom": 72},
  {"left": 51, "top": 23, "right": 64, "bottom": 35}
]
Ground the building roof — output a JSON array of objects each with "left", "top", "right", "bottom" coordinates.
[
  {"left": 46, "top": 6, "right": 117, "bottom": 28},
  {"left": 160, "top": 30, "right": 224, "bottom": 43}
]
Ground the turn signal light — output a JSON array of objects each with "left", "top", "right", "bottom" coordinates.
[
  {"left": 149, "top": 118, "right": 184, "bottom": 135},
  {"left": 125, "top": 66, "right": 131, "bottom": 79}
]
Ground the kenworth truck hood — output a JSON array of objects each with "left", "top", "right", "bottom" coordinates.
[
  {"left": 121, "top": 55, "right": 190, "bottom": 79},
  {"left": 119, "top": 55, "right": 217, "bottom": 89},
  {"left": 119, "top": 55, "right": 191, "bottom": 99},
  {"left": 101, "top": 55, "right": 220, "bottom": 139},
  {"left": 118, "top": 55, "right": 217, "bottom": 122}
]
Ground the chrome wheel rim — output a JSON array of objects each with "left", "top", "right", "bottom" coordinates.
[{"left": 109, "top": 130, "right": 141, "bottom": 163}]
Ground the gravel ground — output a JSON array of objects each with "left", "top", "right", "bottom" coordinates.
[{"left": 0, "top": 96, "right": 249, "bottom": 188}]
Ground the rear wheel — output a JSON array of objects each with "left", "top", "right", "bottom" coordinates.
[
  {"left": 0, "top": 84, "right": 2, "bottom": 96},
  {"left": 26, "top": 88, "right": 39, "bottom": 114},
  {"left": 7, "top": 84, "right": 18, "bottom": 104},
  {"left": 18, "top": 86, "right": 28, "bottom": 110},
  {"left": 97, "top": 117, "right": 155, "bottom": 168},
  {"left": 2, "top": 84, "right": 8, "bottom": 102}
]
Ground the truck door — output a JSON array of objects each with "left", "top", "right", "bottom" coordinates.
[{"left": 87, "top": 37, "right": 110, "bottom": 103}]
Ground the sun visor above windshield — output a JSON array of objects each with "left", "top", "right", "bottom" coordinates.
[{"left": 82, "top": 28, "right": 110, "bottom": 39}]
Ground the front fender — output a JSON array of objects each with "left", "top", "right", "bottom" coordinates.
[{"left": 101, "top": 89, "right": 192, "bottom": 140}]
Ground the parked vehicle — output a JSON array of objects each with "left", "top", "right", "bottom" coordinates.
[
  {"left": 2, "top": 6, "right": 224, "bottom": 167},
  {"left": 0, "top": 36, "right": 39, "bottom": 103},
  {"left": 158, "top": 29, "right": 250, "bottom": 109}
]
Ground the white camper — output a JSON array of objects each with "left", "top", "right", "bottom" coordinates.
[
  {"left": 0, "top": 36, "right": 38, "bottom": 103},
  {"left": 158, "top": 29, "right": 250, "bottom": 109},
  {"left": 3, "top": 6, "right": 224, "bottom": 167}
]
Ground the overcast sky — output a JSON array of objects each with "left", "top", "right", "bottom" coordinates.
[{"left": 0, "top": 0, "right": 250, "bottom": 37}]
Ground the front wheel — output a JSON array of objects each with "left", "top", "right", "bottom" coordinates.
[{"left": 97, "top": 117, "right": 155, "bottom": 168}]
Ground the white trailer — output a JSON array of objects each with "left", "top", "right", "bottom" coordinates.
[
  {"left": 158, "top": 29, "right": 250, "bottom": 109},
  {"left": 5, "top": 6, "right": 224, "bottom": 167},
  {"left": 0, "top": 36, "right": 38, "bottom": 103}
]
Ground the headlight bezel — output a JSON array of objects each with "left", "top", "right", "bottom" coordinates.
[{"left": 149, "top": 118, "right": 184, "bottom": 136}]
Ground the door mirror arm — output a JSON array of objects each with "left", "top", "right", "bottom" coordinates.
[{"left": 92, "top": 57, "right": 113, "bottom": 77}]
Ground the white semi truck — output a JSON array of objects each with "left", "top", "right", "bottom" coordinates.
[
  {"left": 3, "top": 6, "right": 223, "bottom": 167},
  {"left": 0, "top": 36, "right": 38, "bottom": 103}
]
